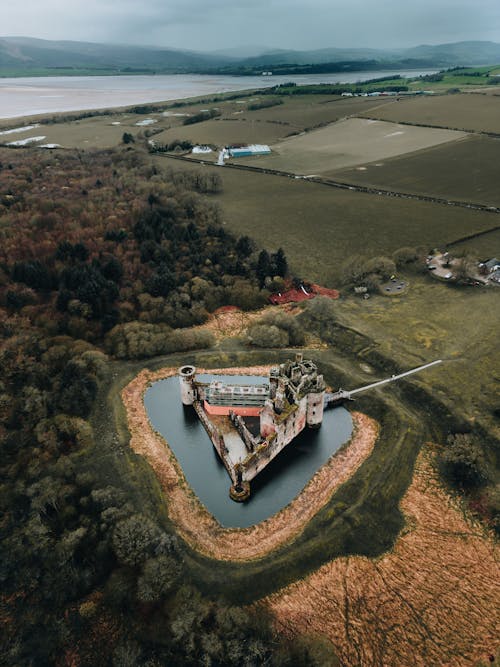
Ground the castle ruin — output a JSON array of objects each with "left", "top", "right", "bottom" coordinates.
[{"left": 179, "top": 354, "right": 326, "bottom": 501}]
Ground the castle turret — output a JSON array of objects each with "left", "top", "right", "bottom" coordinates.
[
  {"left": 306, "top": 373, "right": 326, "bottom": 429},
  {"left": 179, "top": 365, "right": 197, "bottom": 405},
  {"left": 269, "top": 367, "right": 279, "bottom": 399}
]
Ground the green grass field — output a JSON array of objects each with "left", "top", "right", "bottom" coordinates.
[
  {"left": 156, "top": 156, "right": 500, "bottom": 283},
  {"left": 450, "top": 226, "right": 500, "bottom": 257}
]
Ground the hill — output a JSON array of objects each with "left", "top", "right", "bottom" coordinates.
[
  {"left": 2, "top": 36, "right": 500, "bottom": 76},
  {"left": 0, "top": 35, "right": 233, "bottom": 74}
]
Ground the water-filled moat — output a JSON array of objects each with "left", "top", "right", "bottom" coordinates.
[{"left": 145, "top": 374, "right": 353, "bottom": 527}]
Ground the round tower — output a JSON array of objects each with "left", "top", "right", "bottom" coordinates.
[
  {"left": 306, "top": 373, "right": 325, "bottom": 429},
  {"left": 306, "top": 392, "right": 324, "bottom": 428},
  {"left": 178, "top": 365, "right": 197, "bottom": 406}
]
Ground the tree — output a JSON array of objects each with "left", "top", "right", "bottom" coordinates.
[
  {"left": 122, "top": 132, "right": 135, "bottom": 145},
  {"left": 145, "top": 264, "right": 176, "bottom": 298},
  {"left": 112, "top": 514, "right": 163, "bottom": 568},
  {"left": 57, "top": 360, "right": 98, "bottom": 418},
  {"left": 272, "top": 247, "right": 288, "bottom": 278},
  {"left": 256, "top": 250, "right": 272, "bottom": 287},
  {"left": 298, "top": 296, "right": 336, "bottom": 340},
  {"left": 393, "top": 246, "right": 420, "bottom": 268},
  {"left": 136, "top": 554, "right": 182, "bottom": 602},
  {"left": 235, "top": 235, "right": 255, "bottom": 258},
  {"left": 364, "top": 256, "right": 396, "bottom": 281},
  {"left": 439, "top": 434, "right": 488, "bottom": 489},
  {"left": 454, "top": 257, "right": 475, "bottom": 284}
]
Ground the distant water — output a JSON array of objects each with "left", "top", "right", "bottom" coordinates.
[
  {"left": 0, "top": 70, "right": 438, "bottom": 120},
  {"left": 144, "top": 374, "right": 353, "bottom": 528}
]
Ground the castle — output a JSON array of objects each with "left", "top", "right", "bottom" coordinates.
[{"left": 179, "top": 354, "right": 326, "bottom": 501}]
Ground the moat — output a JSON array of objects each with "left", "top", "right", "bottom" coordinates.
[{"left": 145, "top": 374, "right": 353, "bottom": 527}]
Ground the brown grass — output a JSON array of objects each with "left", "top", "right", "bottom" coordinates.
[
  {"left": 358, "top": 91, "right": 500, "bottom": 134},
  {"left": 239, "top": 118, "right": 466, "bottom": 174},
  {"left": 121, "top": 364, "right": 378, "bottom": 561},
  {"left": 265, "top": 447, "right": 499, "bottom": 667},
  {"left": 331, "top": 134, "right": 500, "bottom": 207}
]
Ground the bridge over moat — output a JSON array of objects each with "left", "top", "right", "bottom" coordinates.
[{"left": 324, "top": 359, "right": 443, "bottom": 407}]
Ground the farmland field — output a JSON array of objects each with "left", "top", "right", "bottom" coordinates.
[
  {"left": 450, "top": 226, "right": 500, "bottom": 257},
  {"left": 0, "top": 94, "right": 397, "bottom": 150},
  {"left": 156, "top": 155, "right": 500, "bottom": 283},
  {"left": 358, "top": 91, "right": 500, "bottom": 133},
  {"left": 331, "top": 134, "right": 500, "bottom": 206},
  {"left": 154, "top": 97, "right": 400, "bottom": 154},
  {"left": 236, "top": 117, "right": 467, "bottom": 173}
]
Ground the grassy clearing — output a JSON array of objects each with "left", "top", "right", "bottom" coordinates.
[
  {"left": 237, "top": 117, "right": 466, "bottom": 174},
  {"left": 358, "top": 91, "right": 500, "bottom": 133},
  {"left": 155, "top": 156, "right": 500, "bottom": 283},
  {"left": 331, "top": 134, "right": 500, "bottom": 207},
  {"left": 335, "top": 276, "right": 500, "bottom": 436}
]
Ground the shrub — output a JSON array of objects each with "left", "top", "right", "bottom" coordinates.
[
  {"left": 105, "top": 322, "right": 214, "bottom": 359},
  {"left": 248, "top": 324, "right": 289, "bottom": 348},
  {"left": 439, "top": 434, "right": 488, "bottom": 489},
  {"left": 298, "top": 296, "right": 336, "bottom": 341},
  {"left": 183, "top": 109, "right": 221, "bottom": 125},
  {"left": 247, "top": 98, "right": 283, "bottom": 111},
  {"left": 248, "top": 310, "right": 305, "bottom": 348}
]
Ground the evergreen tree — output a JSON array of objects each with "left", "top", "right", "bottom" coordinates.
[
  {"left": 272, "top": 247, "right": 288, "bottom": 277},
  {"left": 256, "top": 250, "right": 271, "bottom": 287}
]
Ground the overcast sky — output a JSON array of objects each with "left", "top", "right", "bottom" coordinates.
[{"left": 2, "top": 0, "right": 499, "bottom": 52}]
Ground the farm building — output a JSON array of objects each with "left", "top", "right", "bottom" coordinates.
[{"left": 229, "top": 144, "right": 271, "bottom": 158}]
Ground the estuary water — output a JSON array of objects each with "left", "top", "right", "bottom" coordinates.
[
  {"left": 144, "top": 374, "right": 353, "bottom": 528},
  {"left": 0, "top": 70, "right": 438, "bottom": 120}
]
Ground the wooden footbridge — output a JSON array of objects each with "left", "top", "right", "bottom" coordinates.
[{"left": 324, "top": 359, "right": 443, "bottom": 407}]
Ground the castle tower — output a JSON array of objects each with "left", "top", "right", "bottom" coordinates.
[
  {"left": 306, "top": 373, "right": 326, "bottom": 429},
  {"left": 178, "top": 365, "right": 197, "bottom": 405}
]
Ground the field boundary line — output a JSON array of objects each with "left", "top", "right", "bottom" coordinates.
[
  {"left": 154, "top": 152, "right": 500, "bottom": 216},
  {"left": 446, "top": 224, "right": 500, "bottom": 248},
  {"left": 358, "top": 115, "right": 500, "bottom": 139}
]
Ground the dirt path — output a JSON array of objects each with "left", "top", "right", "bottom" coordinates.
[
  {"left": 265, "top": 447, "right": 499, "bottom": 666},
  {"left": 121, "top": 365, "right": 378, "bottom": 561}
]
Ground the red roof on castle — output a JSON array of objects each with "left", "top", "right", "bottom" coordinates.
[{"left": 269, "top": 283, "right": 339, "bottom": 305}]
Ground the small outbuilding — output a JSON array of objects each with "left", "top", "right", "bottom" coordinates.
[
  {"left": 483, "top": 258, "right": 500, "bottom": 273},
  {"left": 228, "top": 144, "right": 271, "bottom": 158}
]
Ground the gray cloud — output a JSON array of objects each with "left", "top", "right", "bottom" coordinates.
[{"left": 2, "top": 0, "right": 498, "bottom": 51}]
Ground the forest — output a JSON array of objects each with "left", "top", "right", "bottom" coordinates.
[
  {"left": 0, "top": 146, "right": 322, "bottom": 666},
  {"left": 1, "top": 142, "right": 497, "bottom": 666}
]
